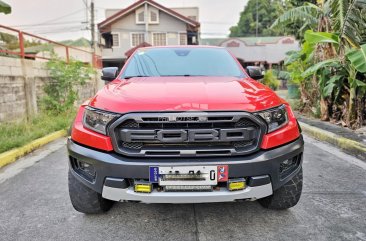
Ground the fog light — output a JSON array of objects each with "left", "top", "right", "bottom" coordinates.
[
  {"left": 134, "top": 182, "right": 152, "bottom": 193},
  {"left": 79, "top": 162, "right": 96, "bottom": 178},
  {"left": 70, "top": 157, "right": 96, "bottom": 182},
  {"left": 280, "top": 156, "right": 298, "bottom": 173},
  {"left": 228, "top": 178, "right": 246, "bottom": 191}
]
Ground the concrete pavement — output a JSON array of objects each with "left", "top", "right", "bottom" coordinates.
[{"left": 0, "top": 135, "right": 365, "bottom": 241}]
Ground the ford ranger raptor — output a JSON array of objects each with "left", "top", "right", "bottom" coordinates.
[{"left": 67, "top": 46, "right": 304, "bottom": 214}]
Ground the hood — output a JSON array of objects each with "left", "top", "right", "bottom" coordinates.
[{"left": 89, "top": 76, "right": 283, "bottom": 113}]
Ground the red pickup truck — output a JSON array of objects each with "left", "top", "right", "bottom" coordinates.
[{"left": 67, "top": 46, "right": 303, "bottom": 214}]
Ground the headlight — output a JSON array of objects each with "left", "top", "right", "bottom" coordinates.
[
  {"left": 83, "top": 107, "right": 120, "bottom": 135},
  {"left": 257, "top": 105, "right": 289, "bottom": 133}
]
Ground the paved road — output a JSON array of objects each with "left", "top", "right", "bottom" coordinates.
[{"left": 0, "top": 135, "right": 365, "bottom": 241}]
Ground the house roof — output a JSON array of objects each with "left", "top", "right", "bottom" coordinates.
[
  {"left": 201, "top": 36, "right": 295, "bottom": 46},
  {"left": 124, "top": 42, "right": 151, "bottom": 57},
  {"left": 200, "top": 38, "right": 225, "bottom": 46},
  {"left": 98, "top": 0, "right": 200, "bottom": 30}
]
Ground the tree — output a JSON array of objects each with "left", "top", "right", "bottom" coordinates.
[
  {"left": 229, "top": 0, "right": 316, "bottom": 37},
  {"left": 230, "top": 0, "right": 282, "bottom": 37},
  {"left": 0, "top": 0, "right": 11, "bottom": 14}
]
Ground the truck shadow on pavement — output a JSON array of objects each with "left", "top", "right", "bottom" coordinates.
[{"left": 79, "top": 201, "right": 299, "bottom": 241}]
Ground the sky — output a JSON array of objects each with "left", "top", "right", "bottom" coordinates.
[{"left": 0, "top": 0, "right": 247, "bottom": 41}]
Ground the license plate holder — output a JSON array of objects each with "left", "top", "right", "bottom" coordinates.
[{"left": 155, "top": 166, "right": 218, "bottom": 186}]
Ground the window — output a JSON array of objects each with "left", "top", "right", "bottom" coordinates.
[
  {"left": 131, "top": 33, "right": 145, "bottom": 47},
  {"left": 122, "top": 48, "right": 245, "bottom": 78},
  {"left": 152, "top": 33, "right": 167, "bottom": 46},
  {"left": 112, "top": 33, "right": 119, "bottom": 47},
  {"left": 179, "top": 33, "right": 187, "bottom": 45},
  {"left": 149, "top": 9, "right": 159, "bottom": 23},
  {"left": 136, "top": 9, "right": 145, "bottom": 24}
]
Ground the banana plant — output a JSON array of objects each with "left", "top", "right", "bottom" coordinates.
[
  {"left": 330, "top": 0, "right": 366, "bottom": 48},
  {"left": 346, "top": 43, "right": 366, "bottom": 96},
  {"left": 271, "top": 2, "right": 323, "bottom": 32},
  {"left": 273, "top": 0, "right": 366, "bottom": 127},
  {"left": 347, "top": 44, "right": 366, "bottom": 73}
]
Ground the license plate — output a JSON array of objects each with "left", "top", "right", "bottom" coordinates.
[{"left": 150, "top": 166, "right": 218, "bottom": 185}]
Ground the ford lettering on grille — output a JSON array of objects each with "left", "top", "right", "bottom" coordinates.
[{"left": 120, "top": 128, "right": 256, "bottom": 143}]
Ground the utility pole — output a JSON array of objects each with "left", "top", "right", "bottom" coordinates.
[
  {"left": 256, "top": 0, "right": 258, "bottom": 37},
  {"left": 82, "top": 0, "right": 88, "bottom": 28},
  {"left": 144, "top": 2, "right": 148, "bottom": 42},
  {"left": 90, "top": 0, "right": 95, "bottom": 52}
]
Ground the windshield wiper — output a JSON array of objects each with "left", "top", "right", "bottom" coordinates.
[
  {"left": 161, "top": 74, "right": 207, "bottom": 77},
  {"left": 123, "top": 75, "right": 148, "bottom": 79}
]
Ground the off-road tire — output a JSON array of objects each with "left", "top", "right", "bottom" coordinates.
[
  {"left": 68, "top": 170, "right": 114, "bottom": 214},
  {"left": 258, "top": 168, "right": 303, "bottom": 210}
]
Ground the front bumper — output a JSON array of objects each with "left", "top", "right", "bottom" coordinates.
[
  {"left": 102, "top": 182, "right": 273, "bottom": 203},
  {"left": 67, "top": 135, "right": 304, "bottom": 203}
]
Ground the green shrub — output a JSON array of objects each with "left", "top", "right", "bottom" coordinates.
[
  {"left": 42, "top": 57, "right": 95, "bottom": 113},
  {"left": 262, "top": 70, "right": 280, "bottom": 90},
  {"left": 278, "top": 71, "right": 290, "bottom": 81}
]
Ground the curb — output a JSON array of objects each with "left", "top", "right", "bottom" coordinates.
[
  {"left": 299, "top": 122, "right": 366, "bottom": 161},
  {"left": 0, "top": 130, "right": 67, "bottom": 169}
]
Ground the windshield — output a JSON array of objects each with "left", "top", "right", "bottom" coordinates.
[{"left": 121, "top": 47, "right": 245, "bottom": 78}]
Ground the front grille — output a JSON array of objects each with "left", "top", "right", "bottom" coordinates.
[{"left": 109, "top": 112, "right": 266, "bottom": 157}]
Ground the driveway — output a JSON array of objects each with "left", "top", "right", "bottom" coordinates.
[{"left": 0, "top": 135, "right": 365, "bottom": 241}]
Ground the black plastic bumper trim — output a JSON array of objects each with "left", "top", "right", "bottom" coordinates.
[
  {"left": 247, "top": 175, "right": 271, "bottom": 187},
  {"left": 104, "top": 177, "right": 129, "bottom": 189}
]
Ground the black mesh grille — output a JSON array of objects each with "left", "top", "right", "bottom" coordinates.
[
  {"left": 235, "top": 118, "right": 253, "bottom": 127},
  {"left": 233, "top": 140, "right": 253, "bottom": 148},
  {"left": 122, "top": 142, "right": 143, "bottom": 149},
  {"left": 109, "top": 112, "right": 266, "bottom": 157},
  {"left": 120, "top": 119, "right": 139, "bottom": 128}
]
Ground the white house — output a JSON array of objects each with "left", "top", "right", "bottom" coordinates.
[{"left": 98, "top": 0, "right": 200, "bottom": 68}]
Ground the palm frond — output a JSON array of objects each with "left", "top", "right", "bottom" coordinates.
[
  {"left": 330, "top": 0, "right": 366, "bottom": 47},
  {"left": 302, "top": 58, "right": 341, "bottom": 77},
  {"left": 271, "top": 4, "right": 322, "bottom": 30},
  {"left": 346, "top": 43, "right": 366, "bottom": 73}
]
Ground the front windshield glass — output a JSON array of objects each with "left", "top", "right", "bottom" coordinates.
[{"left": 121, "top": 47, "right": 245, "bottom": 78}]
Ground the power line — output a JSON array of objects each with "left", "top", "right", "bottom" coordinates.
[
  {"left": 24, "top": 23, "right": 86, "bottom": 33},
  {"left": 10, "top": 8, "right": 85, "bottom": 28},
  {"left": 30, "top": 25, "right": 86, "bottom": 33},
  {"left": 12, "top": 21, "right": 86, "bottom": 29},
  {"left": 200, "top": 21, "right": 234, "bottom": 25},
  {"left": 34, "top": 28, "right": 87, "bottom": 35},
  {"left": 39, "top": 8, "right": 85, "bottom": 24}
]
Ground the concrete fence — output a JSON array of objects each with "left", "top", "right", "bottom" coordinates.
[{"left": 0, "top": 56, "right": 103, "bottom": 122}]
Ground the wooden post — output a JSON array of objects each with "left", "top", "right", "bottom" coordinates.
[
  {"left": 66, "top": 46, "right": 70, "bottom": 63},
  {"left": 18, "top": 32, "right": 25, "bottom": 58}
]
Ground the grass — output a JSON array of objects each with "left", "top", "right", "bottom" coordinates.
[{"left": 0, "top": 111, "right": 75, "bottom": 153}]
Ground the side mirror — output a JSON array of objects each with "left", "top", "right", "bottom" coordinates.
[
  {"left": 101, "top": 67, "right": 118, "bottom": 81},
  {"left": 246, "top": 66, "right": 264, "bottom": 80}
]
